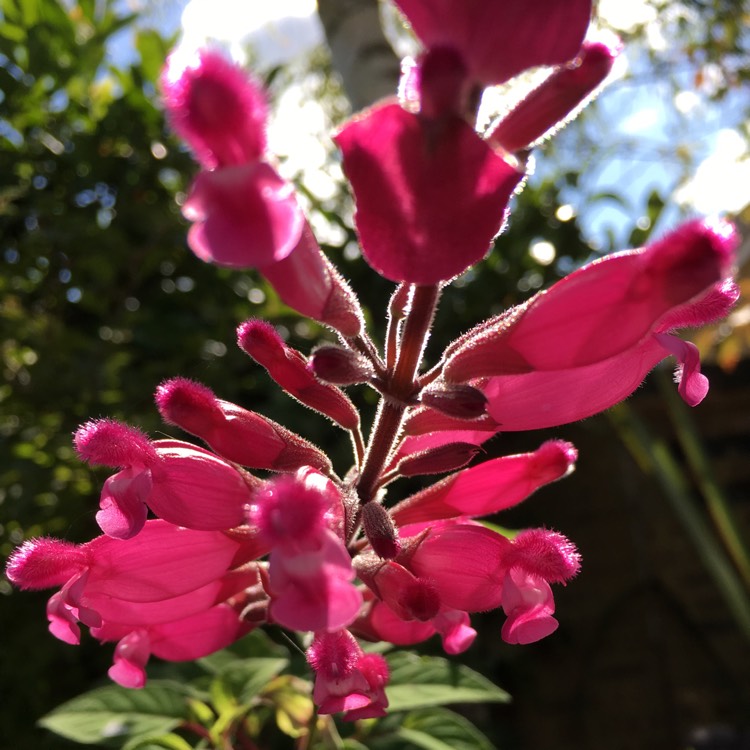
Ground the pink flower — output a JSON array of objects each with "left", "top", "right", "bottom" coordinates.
[
  {"left": 393, "top": 0, "right": 593, "bottom": 89},
  {"left": 391, "top": 440, "right": 577, "bottom": 527},
  {"left": 6, "top": 520, "right": 264, "bottom": 683},
  {"left": 248, "top": 468, "right": 362, "bottom": 632},
  {"left": 162, "top": 48, "right": 303, "bottom": 268},
  {"left": 306, "top": 630, "right": 389, "bottom": 720},
  {"left": 74, "top": 419, "right": 257, "bottom": 539},
  {"left": 162, "top": 52, "right": 364, "bottom": 337},
  {"left": 443, "top": 219, "right": 739, "bottom": 429},
  {"left": 335, "top": 102, "right": 524, "bottom": 284}
]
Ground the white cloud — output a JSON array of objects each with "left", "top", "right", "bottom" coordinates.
[
  {"left": 179, "top": 0, "right": 322, "bottom": 66},
  {"left": 675, "top": 129, "right": 750, "bottom": 214}
]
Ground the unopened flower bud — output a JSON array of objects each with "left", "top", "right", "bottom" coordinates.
[
  {"left": 155, "top": 377, "right": 332, "bottom": 474},
  {"left": 361, "top": 502, "right": 401, "bottom": 560},
  {"left": 237, "top": 320, "right": 360, "bottom": 430},
  {"left": 420, "top": 384, "right": 487, "bottom": 419},
  {"left": 397, "top": 442, "right": 480, "bottom": 478},
  {"left": 487, "top": 40, "right": 620, "bottom": 153},
  {"left": 309, "top": 345, "right": 375, "bottom": 385}
]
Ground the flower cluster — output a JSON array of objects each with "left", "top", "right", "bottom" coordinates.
[{"left": 6, "top": 0, "right": 738, "bottom": 721}]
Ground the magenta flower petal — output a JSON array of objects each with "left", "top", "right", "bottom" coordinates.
[
  {"left": 336, "top": 102, "right": 523, "bottom": 283},
  {"left": 82, "top": 520, "right": 247, "bottom": 603},
  {"left": 96, "top": 467, "right": 152, "bottom": 540},
  {"left": 433, "top": 609, "right": 476, "bottom": 655},
  {"left": 392, "top": 440, "right": 577, "bottom": 525},
  {"left": 404, "top": 524, "right": 509, "bottom": 611},
  {"left": 183, "top": 162, "right": 304, "bottom": 269},
  {"left": 108, "top": 630, "right": 150, "bottom": 688},
  {"left": 148, "top": 604, "right": 249, "bottom": 661},
  {"left": 146, "top": 440, "right": 251, "bottom": 532},
  {"left": 393, "top": 0, "right": 592, "bottom": 86},
  {"left": 500, "top": 569, "right": 558, "bottom": 645},
  {"left": 47, "top": 592, "right": 82, "bottom": 644},
  {"left": 85, "top": 571, "right": 257, "bottom": 627}
]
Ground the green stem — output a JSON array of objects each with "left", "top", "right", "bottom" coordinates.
[
  {"left": 655, "top": 369, "right": 750, "bottom": 589},
  {"left": 608, "top": 402, "right": 750, "bottom": 641}
]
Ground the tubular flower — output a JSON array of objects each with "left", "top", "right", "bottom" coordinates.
[
  {"left": 163, "top": 49, "right": 364, "bottom": 336},
  {"left": 6, "top": 521, "right": 264, "bottom": 684},
  {"left": 442, "top": 218, "right": 739, "bottom": 430},
  {"left": 248, "top": 468, "right": 362, "bottom": 632},
  {"left": 306, "top": 630, "right": 390, "bottom": 720},
  {"left": 74, "top": 419, "right": 258, "bottom": 539},
  {"left": 6, "top": 0, "right": 739, "bottom": 724}
]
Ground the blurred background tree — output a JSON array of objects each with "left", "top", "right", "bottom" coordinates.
[{"left": 2, "top": 1, "right": 750, "bottom": 748}]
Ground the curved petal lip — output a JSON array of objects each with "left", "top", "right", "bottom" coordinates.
[
  {"left": 184, "top": 163, "right": 304, "bottom": 269},
  {"left": 336, "top": 103, "right": 524, "bottom": 284}
]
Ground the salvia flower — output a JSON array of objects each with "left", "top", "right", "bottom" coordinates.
[
  {"left": 307, "top": 629, "right": 390, "bottom": 719},
  {"left": 442, "top": 218, "right": 739, "bottom": 430},
  {"left": 6, "top": 0, "right": 739, "bottom": 726},
  {"left": 248, "top": 468, "right": 362, "bottom": 632},
  {"left": 74, "top": 418, "right": 258, "bottom": 539}
]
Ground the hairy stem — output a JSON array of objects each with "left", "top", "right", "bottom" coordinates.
[{"left": 356, "top": 284, "right": 440, "bottom": 502}]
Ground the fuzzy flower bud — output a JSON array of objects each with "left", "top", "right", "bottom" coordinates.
[
  {"left": 309, "top": 345, "right": 375, "bottom": 385},
  {"left": 155, "top": 377, "right": 331, "bottom": 474},
  {"left": 237, "top": 320, "right": 360, "bottom": 430}
]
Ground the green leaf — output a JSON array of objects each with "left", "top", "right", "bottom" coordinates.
[
  {"left": 385, "top": 653, "right": 510, "bottom": 713},
  {"left": 38, "top": 681, "right": 194, "bottom": 745},
  {"left": 198, "top": 629, "right": 289, "bottom": 674},
  {"left": 0, "top": 22, "right": 27, "bottom": 42},
  {"left": 213, "top": 657, "right": 289, "bottom": 706},
  {"left": 19, "top": 0, "right": 39, "bottom": 26},
  {"left": 135, "top": 29, "right": 170, "bottom": 85},
  {"left": 370, "top": 708, "right": 496, "bottom": 750}
]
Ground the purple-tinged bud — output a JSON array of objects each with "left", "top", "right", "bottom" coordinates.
[
  {"left": 361, "top": 503, "right": 401, "bottom": 560},
  {"left": 309, "top": 345, "right": 375, "bottom": 385},
  {"left": 487, "top": 40, "right": 620, "bottom": 153},
  {"left": 420, "top": 384, "right": 487, "bottom": 419},
  {"left": 237, "top": 320, "right": 360, "bottom": 431},
  {"left": 403, "top": 408, "right": 500, "bottom": 438},
  {"left": 155, "top": 377, "right": 331, "bottom": 474},
  {"left": 397, "top": 442, "right": 480, "bottom": 477}
]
